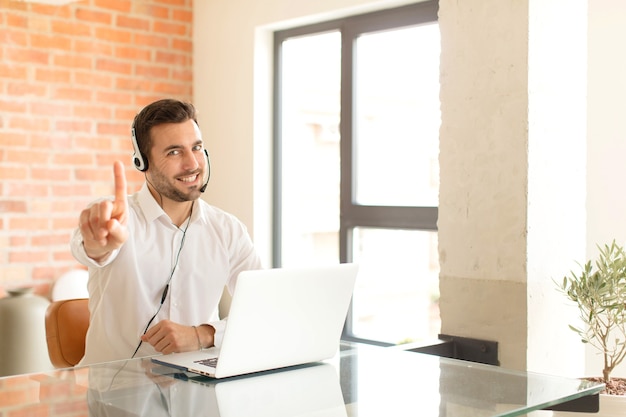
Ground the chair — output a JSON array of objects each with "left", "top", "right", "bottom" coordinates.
[{"left": 44, "top": 298, "right": 89, "bottom": 368}]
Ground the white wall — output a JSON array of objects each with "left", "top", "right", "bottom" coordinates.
[{"left": 586, "top": 0, "right": 626, "bottom": 378}]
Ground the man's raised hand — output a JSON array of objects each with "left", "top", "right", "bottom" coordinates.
[{"left": 78, "top": 161, "right": 129, "bottom": 262}]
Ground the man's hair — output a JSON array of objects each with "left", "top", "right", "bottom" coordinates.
[{"left": 132, "top": 99, "right": 199, "bottom": 165}]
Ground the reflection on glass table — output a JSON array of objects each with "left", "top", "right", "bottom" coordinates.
[{"left": 0, "top": 342, "right": 604, "bottom": 417}]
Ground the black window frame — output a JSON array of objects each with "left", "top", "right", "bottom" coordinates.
[{"left": 273, "top": 1, "right": 439, "bottom": 346}]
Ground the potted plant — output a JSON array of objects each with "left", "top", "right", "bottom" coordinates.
[{"left": 556, "top": 240, "right": 626, "bottom": 416}]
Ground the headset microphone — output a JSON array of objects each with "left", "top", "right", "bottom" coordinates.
[{"left": 199, "top": 149, "right": 211, "bottom": 193}]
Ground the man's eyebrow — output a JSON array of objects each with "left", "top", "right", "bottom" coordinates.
[
  {"left": 163, "top": 144, "right": 183, "bottom": 152},
  {"left": 162, "top": 140, "right": 203, "bottom": 153}
]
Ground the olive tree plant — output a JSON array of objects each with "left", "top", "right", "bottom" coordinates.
[{"left": 558, "top": 240, "right": 626, "bottom": 383}]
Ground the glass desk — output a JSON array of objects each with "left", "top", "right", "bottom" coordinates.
[{"left": 0, "top": 342, "right": 604, "bottom": 417}]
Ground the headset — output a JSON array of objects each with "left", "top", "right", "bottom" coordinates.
[{"left": 131, "top": 127, "right": 211, "bottom": 192}]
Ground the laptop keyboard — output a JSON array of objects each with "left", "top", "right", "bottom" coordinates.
[{"left": 194, "top": 357, "right": 218, "bottom": 368}]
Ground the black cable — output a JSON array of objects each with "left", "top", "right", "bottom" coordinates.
[{"left": 131, "top": 202, "right": 193, "bottom": 359}]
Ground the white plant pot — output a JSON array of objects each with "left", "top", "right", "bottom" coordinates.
[{"left": 552, "top": 394, "right": 626, "bottom": 417}]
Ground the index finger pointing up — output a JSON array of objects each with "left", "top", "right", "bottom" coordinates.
[{"left": 111, "top": 160, "right": 128, "bottom": 223}]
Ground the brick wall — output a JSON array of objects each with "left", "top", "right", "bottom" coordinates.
[{"left": 0, "top": 0, "right": 193, "bottom": 298}]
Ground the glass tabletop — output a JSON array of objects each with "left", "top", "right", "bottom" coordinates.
[
  {"left": 338, "top": 343, "right": 603, "bottom": 417},
  {"left": 0, "top": 342, "right": 604, "bottom": 417}
]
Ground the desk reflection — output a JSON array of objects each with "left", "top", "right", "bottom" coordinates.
[
  {"left": 0, "top": 342, "right": 604, "bottom": 417},
  {"left": 86, "top": 361, "right": 346, "bottom": 417}
]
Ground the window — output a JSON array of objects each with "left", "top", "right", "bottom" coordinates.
[{"left": 274, "top": 1, "right": 440, "bottom": 346}]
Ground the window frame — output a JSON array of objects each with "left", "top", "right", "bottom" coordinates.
[{"left": 273, "top": 1, "right": 439, "bottom": 346}]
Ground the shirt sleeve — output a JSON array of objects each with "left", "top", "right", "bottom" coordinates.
[
  {"left": 208, "top": 319, "right": 227, "bottom": 348},
  {"left": 70, "top": 227, "right": 119, "bottom": 268}
]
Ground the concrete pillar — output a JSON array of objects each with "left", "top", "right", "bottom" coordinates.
[{"left": 438, "top": 0, "right": 587, "bottom": 375}]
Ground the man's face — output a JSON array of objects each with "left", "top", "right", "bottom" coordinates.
[{"left": 146, "top": 119, "right": 207, "bottom": 203}]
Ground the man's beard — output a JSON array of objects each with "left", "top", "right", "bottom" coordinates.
[{"left": 148, "top": 168, "right": 201, "bottom": 202}]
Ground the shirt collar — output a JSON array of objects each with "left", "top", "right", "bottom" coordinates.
[
  {"left": 137, "top": 183, "right": 164, "bottom": 224},
  {"left": 137, "top": 183, "right": 202, "bottom": 225}
]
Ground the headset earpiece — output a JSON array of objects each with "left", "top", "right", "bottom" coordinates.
[
  {"left": 131, "top": 128, "right": 148, "bottom": 172},
  {"left": 200, "top": 149, "right": 211, "bottom": 193}
]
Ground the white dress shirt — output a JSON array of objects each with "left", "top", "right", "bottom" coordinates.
[{"left": 71, "top": 184, "right": 262, "bottom": 365}]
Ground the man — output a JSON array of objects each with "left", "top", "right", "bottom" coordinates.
[{"left": 71, "top": 99, "right": 262, "bottom": 365}]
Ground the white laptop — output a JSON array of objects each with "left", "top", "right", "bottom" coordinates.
[{"left": 152, "top": 263, "right": 358, "bottom": 379}]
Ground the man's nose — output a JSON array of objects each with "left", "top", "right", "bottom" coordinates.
[{"left": 183, "top": 151, "right": 200, "bottom": 170}]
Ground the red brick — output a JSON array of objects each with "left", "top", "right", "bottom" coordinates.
[
  {"left": 51, "top": 200, "right": 76, "bottom": 212},
  {"left": 9, "top": 217, "right": 50, "bottom": 231},
  {"left": 74, "top": 167, "right": 118, "bottom": 182},
  {"left": 153, "top": 81, "right": 186, "bottom": 94},
  {"left": 52, "top": 19, "right": 92, "bottom": 36},
  {"left": 155, "top": 0, "right": 189, "bottom": 6},
  {"left": 134, "top": 32, "right": 169, "bottom": 48},
  {"left": 35, "top": 68, "right": 72, "bottom": 83},
  {"left": 0, "top": 100, "right": 28, "bottom": 113},
  {"left": 97, "top": 122, "right": 128, "bottom": 136},
  {"left": 74, "top": 71, "right": 114, "bottom": 89},
  {"left": 116, "top": 76, "right": 152, "bottom": 91},
  {"left": 75, "top": 7, "right": 113, "bottom": 25},
  {"left": 96, "top": 90, "right": 134, "bottom": 105},
  {"left": 5, "top": 12, "right": 28, "bottom": 28},
  {"left": 156, "top": 50, "right": 190, "bottom": 66},
  {"left": 53, "top": 86, "right": 93, "bottom": 101},
  {"left": 114, "top": 107, "right": 139, "bottom": 122},
  {"left": 31, "top": 33, "right": 72, "bottom": 50},
  {"left": 5, "top": 47, "right": 49, "bottom": 64},
  {"left": 52, "top": 184, "right": 93, "bottom": 197},
  {"left": 31, "top": 168, "right": 71, "bottom": 182},
  {"left": 78, "top": 135, "right": 115, "bottom": 151},
  {"left": 5, "top": 149, "right": 49, "bottom": 164},
  {"left": 73, "top": 104, "right": 114, "bottom": 119},
  {"left": 0, "top": 64, "right": 28, "bottom": 79},
  {"left": 8, "top": 116, "right": 51, "bottom": 131},
  {"left": 138, "top": 4, "right": 170, "bottom": 19},
  {"left": 135, "top": 64, "right": 169, "bottom": 78},
  {"left": 153, "top": 20, "right": 188, "bottom": 36},
  {"left": 27, "top": 15, "right": 52, "bottom": 32},
  {"left": 4, "top": 182, "right": 49, "bottom": 197},
  {"left": 0, "top": 200, "right": 27, "bottom": 213},
  {"left": 0, "top": 28, "right": 28, "bottom": 46},
  {"left": 31, "top": 134, "right": 73, "bottom": 150},
  {"left": 172, "top": 38, "right": 192, "bottom": 53},
  {"left": 97, "top": 152, "right": 134, "bottom": 166},
  {"left": 31, "top": 101, "right": 72, "bottom": 117},
  {"left": 32, "top": 233, "right": 71, "bottom": 246},
  {"left": 95, "top": 0, "right": 131, "bottom": 12},
  {"left": 172, "top": 68, "right": 193, "bottom": 82},
  {"left": 96, "top": 58, "right": 132, "bottom": 74},
  {"left": 7, "top": 81, "right": 48, "bottom": 97},
  {"left": 0, "top": 387, "right": 32, "bottom": 408},
  {"left": 74, "top": 39, "right": 114, "bottom": 56},
  {"left": 53, "top": 153, "right": 95, "bottom": 165},
  {"left": 0, "top": 166, "right": 28, "bottom": 180},
  {"left": 172, "top": 9, "right": 192, "bottom": 23},
  {"left": 53, "top": 53, "right": 93, "bottom": 69},
  {"left": 32, "top": 266, "right": 71, "bottom": 281},
  {"left": 10, "top": 250, "right": 50, "bottom": 263},
  {"left": 54, "top": 250, "right": 76, "bottom": 262},
  {"left": 10, "top": 235, "right": 29, "bottom": 247},
  {"left": 116, "top": 14, "right": 150, "bottom": 30},
  {"left": 116, "top": 46, "right": 151, "bottom": 61},
  {"left": 95, "top": 26, "right": 132, "bottom": 43},
  {"left": 31, "top": 4, "right": 72, "bottom": 19}
]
